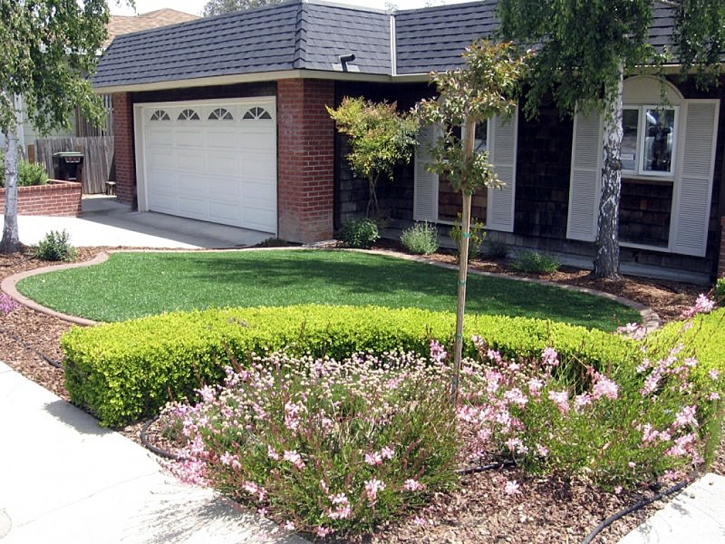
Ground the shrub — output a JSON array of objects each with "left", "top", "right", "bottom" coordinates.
[
  {"left": 714, "top": 277, "right": 725, "bottom": 304},
  {"left": 0, "top": 158, "right": 48, "bottom": 188},
  {"left": 340, "top": 218, "right": 380, "bottom": 249},
  {"left": 33, "top": 229, "right": 76, "bottom": 262},
  {"left": 510, "top": 250, "right": 560, "bottom": 274},
  {"left": 482, "top": 239, "right": 509, "bottom": 260},
  {"left": 61, "top": 304, "right": 635, "bottom": 427},
  {"left": 166, "top": 349, "right": 458, "bottom": 538},
  {"left": 400, "top": 222, "right": 439, "bottom": 255},
  {"left": 450, "top": 214, "right": 486, "bottom": 262}
]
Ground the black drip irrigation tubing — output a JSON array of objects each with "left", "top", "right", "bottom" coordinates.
[
  {"left": 580, "top": 477, "right": 693, "bottom": 544},
  {"left": 456, "top": 460, "right": 516, "bottom": 475},
  {"left": 140, "top": 416, "right": 187, "bottom": 461},
  {"left": 0, "top": 327, "right": 63, "bottom": 369}
]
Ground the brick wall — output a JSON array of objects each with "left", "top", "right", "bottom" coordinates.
[
  {"left": 277, "top": 79, "right": 335, "bottom": 242},
  {"left": 112, "top": 93, "right": 136, "bottom": 206},
  {"left": 0, "top": 180, "right": 82, "bottom": 216}
]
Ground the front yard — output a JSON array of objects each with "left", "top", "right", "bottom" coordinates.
[{"left": 15, "top": 249, "right": 640, "bottom": 330}]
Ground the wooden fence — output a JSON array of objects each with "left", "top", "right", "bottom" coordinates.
[{"left": 34, "top": 136, "right": 114, "bottom": 194}]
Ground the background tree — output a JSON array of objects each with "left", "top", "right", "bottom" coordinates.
[
  {"left": 203, "top": 0, "right": 282, "bottom": 16},
  {"left": 417, "top": 40, "right": 525, "bottom": 404},
  {"left": 498, "top": 0, "right": 725, "bottom": 279},
  {"left": 328, "top": 97, "right": 419, "bottom": 218},
  {"left": 0, "top": 0, "right": 111, "bottom": 254}
]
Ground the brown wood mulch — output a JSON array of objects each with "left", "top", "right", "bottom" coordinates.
[{"left": 0, "top": 244, "right": 722, "bottom": 544}]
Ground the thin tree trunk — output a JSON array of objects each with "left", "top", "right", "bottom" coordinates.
[
  {"left": 1, "top": 101, "right": 21, "bottom": 254},
  {"left": 451, "top": 119, "right": 476, "bottom": 406},
  {"left": 593, "top": 64, "right": 624, "bottom": 279}
]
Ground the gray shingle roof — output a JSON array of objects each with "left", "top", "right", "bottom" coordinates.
[{"left": 93, "top": 0, "right": 683, "bottom": 90}]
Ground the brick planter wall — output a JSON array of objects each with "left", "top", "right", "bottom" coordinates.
[{"left": 0, "top": 180, "right": 82, "bottom": 216}]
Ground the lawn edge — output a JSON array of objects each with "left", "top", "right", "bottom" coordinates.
[{"left": 2, "top": 247, "right": 660, "bottom": 330}]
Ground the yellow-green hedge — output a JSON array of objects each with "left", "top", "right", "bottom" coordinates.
[{"left": 62, "top": 304, "right": 636, "bottom": 427}]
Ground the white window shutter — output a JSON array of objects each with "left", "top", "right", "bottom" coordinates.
[
  {"left": 567, "top": 110, "right": 602, "bottom": 242},
  {"left": 413, "top": 124, "right": 439, "bottom": 222},
  {"left": 670, "top": 100, "right": 719, "bottom": 257},
  {"left": 487, "top": 109, "right": 518, "bottom": 232}
]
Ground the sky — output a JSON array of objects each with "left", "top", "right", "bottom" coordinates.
[{"left": 110, "top": 0, "right": 471, "bottom": 16}]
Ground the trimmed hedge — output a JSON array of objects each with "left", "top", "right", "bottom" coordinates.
[{"left": 62, "top": 304, "right": 637, "bottom": 428}]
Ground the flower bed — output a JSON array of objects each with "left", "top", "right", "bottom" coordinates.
[{"left": 0, "top": 179, "right": 82, "bottom": 217}]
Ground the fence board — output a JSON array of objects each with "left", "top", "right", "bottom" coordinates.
[{"left": 35, "top": 136, "right": 114, "bottom": 194}]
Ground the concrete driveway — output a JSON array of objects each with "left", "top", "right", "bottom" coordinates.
[{"left": 0, "top": 195, "right": 274, "bottom": 249}]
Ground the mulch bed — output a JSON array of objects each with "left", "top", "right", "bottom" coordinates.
[{"left": 1, "top": 244, "right": 722, "bottom": 544}]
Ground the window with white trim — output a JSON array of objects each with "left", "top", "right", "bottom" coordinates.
[{"left": 622, "top": 106, "right": 678, "bottom": 178}]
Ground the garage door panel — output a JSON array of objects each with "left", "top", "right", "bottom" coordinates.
[{"left": 142, "top": 99, "right": 277, "bottom": 234}]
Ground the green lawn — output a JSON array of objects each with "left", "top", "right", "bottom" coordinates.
[{"left": 17, "top": 249, "right": 641, "bottom": 330}]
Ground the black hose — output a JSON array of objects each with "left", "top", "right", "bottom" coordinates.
[
  {"left": 0, "top": 327, "right": 63, "bottom": 369},
  {"left": 140, "top": 416, "right": 187, "bottom": 461},
  {"left": 456, "top": 460, "right": 516, "bottom": 475},
  {"left": 581, "top": 477, "right": 693, "bottom": 544}
]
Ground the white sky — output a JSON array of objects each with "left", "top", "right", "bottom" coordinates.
[{"left": 110, "top": 0, "right": 471, "bottom": 16}]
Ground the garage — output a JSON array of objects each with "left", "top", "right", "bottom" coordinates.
[{"left": 135, "top": 97, "right": 277, "bottom": 234}]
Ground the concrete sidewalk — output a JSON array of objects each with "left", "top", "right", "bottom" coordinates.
[
  {"left": 1, "top": 195, "right": 272, "bottom": 249},
  {"left": 0, "top": 362, "right": 306, "bottom": 544}
]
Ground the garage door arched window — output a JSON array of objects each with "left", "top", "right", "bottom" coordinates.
[
  {"left": 150, "top": 110, "right": 170, "bottom": 121},
  {"left": 178, "top": 109, "right": 200, "bottom": 121},
  {"left": 209, "top": 108, "right": 233, "bottom": 121},
  {"left": 243, "top": 107, "right": 272, "bottom": 120}
]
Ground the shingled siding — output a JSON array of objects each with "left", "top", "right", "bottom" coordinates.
[
  {"left": 112, "top": 93, "right": 135, "bottom": 206},
  {"left": 278, "top": 79, "right": 335, "bottom": 242},
  {"left": 514, "top": 104, "right": 573, "bottom": 240}
]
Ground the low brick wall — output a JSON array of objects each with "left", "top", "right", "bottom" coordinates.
[
  {"left": 0, "top": 180, "right": 82, "bottom": 217},
  {"left": 719, "top": 217, "right": 725, "bottom": 278}
]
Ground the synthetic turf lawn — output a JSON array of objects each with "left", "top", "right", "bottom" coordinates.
[{"left": 17, "top": 249, "right": 641, "bottom": 330}]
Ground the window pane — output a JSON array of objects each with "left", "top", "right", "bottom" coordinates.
[
  {"left": 622, "top": 109, "right": 639, "bottom": 171},
  {"left": 474, "top": 120, "right": 488, "bottom": 152},
  {"left": 643, "top": 108, "right": 675, "bottom": 173}
]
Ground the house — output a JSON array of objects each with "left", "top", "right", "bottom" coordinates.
[{"left": 92, "top": 0, "right": 725, "bottom": 283}]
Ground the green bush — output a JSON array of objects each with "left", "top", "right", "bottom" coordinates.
[
  {"left": 340, "top": 218, "right": 380, "bottom": 249},
  {"left": 61, "top": 304, "right": 635, "bottom": 427},
  {"left": 450, "top": 214, "right": 486, "bottom": 262},
  {"left": 0, "top": 158, "right": 49, "bottom": 188},
  {"left": 714, "top": 278, "right": 725, "bottom": 304},
  {"left": 482, "top": 239, "right": 509, "bottom": 260},
  {"left": 510, "top": 250, "right": 561, "bottom": 274},
  {"left": 33, "top": 229, "right": 76, "bottom": 262},
  {"left": 400, "top": 222, "right": 439, "bottom": 255}
]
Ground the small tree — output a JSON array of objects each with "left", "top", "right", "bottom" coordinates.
[
  {"left": 417, "top": 40, "right": 526, "bottom": 404},
  {"left": 1, "top": 0, "right": 111, "bottom": 254},
  {"left": 203, "top": 0, "right": 282, "bottom": 16},
  {"left": 328, "top": 97, "right": 419, "bottom": 218}
]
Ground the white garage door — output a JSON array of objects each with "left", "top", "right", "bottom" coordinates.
[{"left": 137, "top": 97, "right": 277, "bottom": 234}]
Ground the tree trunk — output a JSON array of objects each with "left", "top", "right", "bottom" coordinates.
[
  {"left": 593, "top": 65, "right": 624, "bottom": 280},
  {"left": 1, "top": 108, "right": 21, "bottom": 254},
  {"left": 451, "top": 119, "right": 476, "bottom": 406}
]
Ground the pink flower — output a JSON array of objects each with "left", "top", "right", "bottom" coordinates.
[
  {"left": 548, "top": 390, "right": 570, "bottom": 414},
  {"left": 528, "top": 378, "right": 544, "bottom": 397},
  {"left": 504, "top": 388, "right": 529, "bottom": 408},
  {"left": 429, "top": 340, "right": 448, "bottom": 363},
  {"left": 314, "top": 526, "right": 333, "bottom": 538},
  {"left": 403, "top": 478, "right": 425, "bottom": 492},
  {"left": 487, "top": 349, "right": 503, "bottom": 365},
  {"left": 242, "top": 481, "right": 267, "bottom": 501},
  {"left": 709, "top": 369, "right": 720, "bottom": 380},
  {"left": 220, "top": 452, "right": 241, "bottom": 469},
  {"left": 542, "top": 347, "right": 559, "bottom": 367},
  {"left": 505, "top": 437, "right": 528, "bottom": 455},
  {"left": 365, "top": 451, "right": 383, "bottom": 466},
  {"left": 707, "top": 392, "right": 721, "bottom": 401},
  {"left": 283, "top": 521, "right": 295, "bottom": 531},
  {"left": 536, "top": 444, "right": 549, "bottom": 458},
  {"left": 364, "top": 478, "right": 386, "bottom": 504},
  {"left": 617, "top": 322, "right": 647, "bottom": 340},
  {"left": 592, "top": 373, "right": 619, "bottom": 401},
  {"left": 673, "top": 405, "right": 698, "bottom": 429},
  {"left": 267, "top": 445, "right": 280, "bottom": 461},
  {"left": 283, "top": 450, "right": 305, "bottom": 470},
  {"left": 327, "top": 493, "right": 351, "bottom": 520},
  {"left": 614, "top": 486, "right": 623, "bottom": 495},
  {"left": 412, "top": 516, "right": 427, "bottom": 526},
  {"left": 504, "top": 480, "right": 520, "bottom": 495},
  {"left": 641, "top": 423, "right": 659, "bottom": 443},
  {"left": 380, "top": 446, "right": 395, "bottom": 460},
  {"left": 681, "top": 294, "right": 715, "bottom": 319},
  {"left": 574, "top": 393, "right": 592, "bottom": 412},
  {"left": 485, "top": 370, "right": 504, "bottom": 394}
]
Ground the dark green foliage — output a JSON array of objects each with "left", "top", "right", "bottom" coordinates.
[
  {"left": 482, "top": 239, "right": 510, "bottom": 260},
  {"left": 0, "top": 160, "right": 48, "bottom": 188},
  {"left": 61, "top": 304, "right": 636, "bottom": 427},
  {"left": 33, "top": 230, "right": 76, "bottom": 262},
  {"left": 714, "top": 278, "right": 725, "bottom": 304},
  {"left": 510, "top": 250, "right": 560, "bottom": 274},
  {"left": 340, "top": 218, "right": 380, "bottom": 249},
  {"left": 400, "top": 222, "right": 439, "bottom": 255}
]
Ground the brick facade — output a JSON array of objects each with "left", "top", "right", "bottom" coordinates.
[
  {"left": 277, "top": 78, "right": 335, "bottom": 242},
  {"left": 112, "top": 93, "right": 136, "bottom": 206},
  {"left": 0, "top": 180, "right": 82, "bottom": 216}
]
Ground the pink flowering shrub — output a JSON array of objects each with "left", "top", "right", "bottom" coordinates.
[
  {"left": 0, "top": 293, "right": 19, "bottom": 316},
  {"left": 456, "top": 331, "right": 721, "bottom": 489},
  {"left": 164, "top": 349, "right": 458, "bottom": 538}
]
